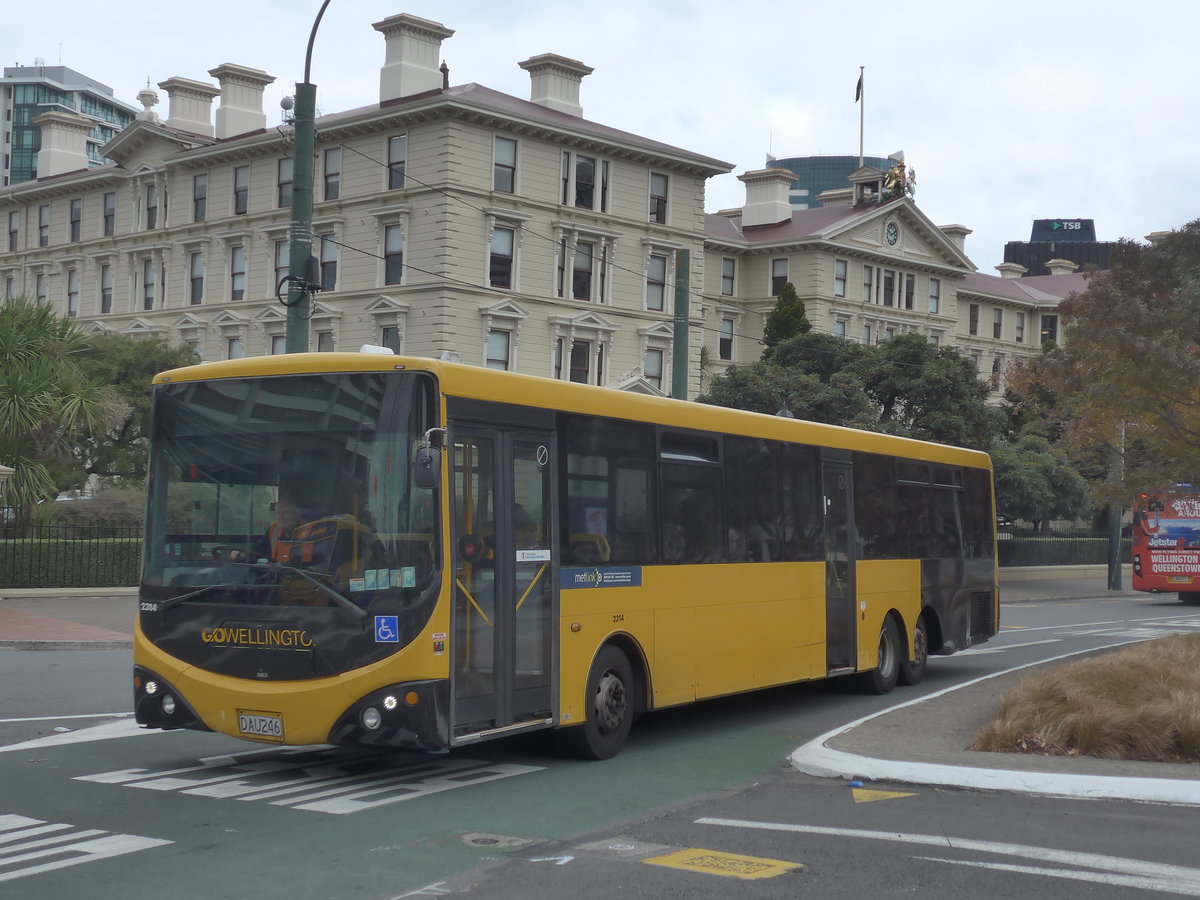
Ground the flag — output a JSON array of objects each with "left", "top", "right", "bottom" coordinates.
[{"left": 855, "top": 71, "right": 863, "bottom": 102}]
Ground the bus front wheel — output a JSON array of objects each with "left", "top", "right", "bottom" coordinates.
[
  {"left": 858, "top": 617, "right": 900, "bottom": 695},
  {"left": 559, "top": 645, "right": 634, "bottom": 760},
  {"left": 897, "top": 616, "right": 928, "bottom": 686}
]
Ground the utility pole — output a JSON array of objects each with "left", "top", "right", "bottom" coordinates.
[{"left": 284, "top": 0, "right": 333, "bottom": 353}]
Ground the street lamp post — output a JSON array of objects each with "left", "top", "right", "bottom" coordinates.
[{"left": 284, "top": 0, "right": 333, "bottom": 353}]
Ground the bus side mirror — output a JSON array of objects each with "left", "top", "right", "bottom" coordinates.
[{"left": 414, "top": 446, "right": 440, "bottom": 490}]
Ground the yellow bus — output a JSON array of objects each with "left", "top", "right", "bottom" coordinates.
[{"left": 134, "top": 351, "right": 998, "bottom": 759}]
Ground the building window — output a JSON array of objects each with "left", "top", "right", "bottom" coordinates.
[
  {"left": 771, "top": 258, "right": 788, "bottom": 296},
  {"left": 1015, "top": 311, "right": 1026, "bottom": 343},
  {"left": 489, "top": 226, "right": 514, "bottom": 289},
  {"left": 993, "top": 308, "right": 1003, "bottom": 339},
  {"left": 493, "top": 137, "right": 516, "bottom": 193},
  {"left": 190, "top": 252, "right": 204, "bottom": 305},
  {"left": 230, "top": 245, "right": 246, "bottom": 300},
  {"left": 146, "top": 184, "right": 158, "bottom": 229},
  {"left": 485, "top": 329, "right": 510, "bottom": 370},
  {"left": 568, "top": 340, "right": 592, "bottom": 383},
  {"left": 833, "top": 319, "right": 847, "bottom": 338},
  {"left": 572, "top": 241, "right": 594, "bottom": 300},
  {"left": 274, "top": 240, "right": 289, "bottom": 293},
  {"left": 4, "top": 276, "right": 14, "bottom": 300},
  {"left": 882, "top": 269, "right": 896, "bottom": 307},
  {"left": 649, "top": 172, "right": 668, "bottom": 223},
  {"left": 644, "top": 347, "right": 664, "bottom": 390},
  {"left": 277, "top": 158, "right": 293, "bottom": 208},
  {"left": 66, "top": 268, "right": 79, "bottom": 316},
  {"left": 69, "top": 199, "right": 82, "bottom": 242},
  {"left": 100, "top": 264, "right": 112, "bottom": 313},
  {"left": 102, "top": 192, "right": 115, "bottom": 236},
  {"left": 1040, "top": 314, "right": 1058, "bottom": 345},
  {"left": 928, "top": 277, "right": 940, "bottom": 314},
  {"left": 721, "top": 258, "right": 735, "bottom": 296},
  {"left": 863, "top": 265, "right": 874, "bottom": 303},
  {"left": 319, "top": 234, "right": 337, "bottom": 291},
  {"left": 233, "top": 165, "right": 249, "bottom": 215},
  {"left": 270, "top": 334, "right": 286, "bottom": 355},
  {"left": 142, "top": 258, "right": 156, "bottom": 310},
  {"left": 35, "top": 273, "right": 46, "bottom": 304},
  {"left": 646, "top": 253, "right": 667, "bottom": 311},
  {"left": 904, "top": 273, "right": 915, "bottom": 310},
  {"left": 381, "top": 325, "right": 402, "bottom": 353},
  {"left": 7, "top": 210, "right": 17, "bottom": 251},
  {"left": 575, "top": 154, "right": 595, "bottom": 208},
  {"left": 193, "top": 174, "right": 207, "bottom": 222},
  {"left": 323, "top": 147, "right": 341, "bottom": 201},
  {"left": 316, "top": 330, "right": 335, "bottom": 352},
  {"left": 968, "top": 303, "right": 979, "bottom": 336},
  {"left": 862, "top": 323, "right": 873, "bottom": 345},
  {"left": 38, "top": 204, "right": 49, "bottom": 246},
  {"left": 387, "top": 135, "right": 406, "bottom": 190},
  {"left": 384, "top": 225, "right": 404, "bottom": 284},
  {"left": 834, "top": 259, "right": 847, "bottom": 298},
  {"left": 227, "top": 337, "right": 244, "bottom": 360},
  {"left": 719, "top": 317, "right": 734, "bottom": 361}
]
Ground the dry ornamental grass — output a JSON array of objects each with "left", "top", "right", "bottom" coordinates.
[{"left": 970, "top": 633, "right": 1200, "bottom": 763}]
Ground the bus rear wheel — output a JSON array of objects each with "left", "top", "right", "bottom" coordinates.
[
  {"left": 1180, "top": 592, "right": 1200, "bottom": 605},
  {"left": 559, "top": 645, "right": 634, "bottom": 760},
  {"left": 857, "top": 617, "right": 900, "bottom": 695},
  {"left": 897, "top": 616, "right": 928, "bottom": 686}
]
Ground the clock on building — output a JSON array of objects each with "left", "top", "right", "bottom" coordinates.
[{"left": 885, "top": 221, "right": 899, "bottom": 246}]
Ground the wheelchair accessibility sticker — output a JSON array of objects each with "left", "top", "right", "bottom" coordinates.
[{"left": 374, "top": 615, "right": 400, "bottom": 643}]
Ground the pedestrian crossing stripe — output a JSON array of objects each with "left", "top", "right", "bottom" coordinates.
[
  {"left": 643, "top": 848, "right": 802, "bottom": 879},
  {"left": 0, "top": 814, "right": 171, "bottom": 884},
  {"left": 852, "top": 788, "right": 917, "bottom": 803}
]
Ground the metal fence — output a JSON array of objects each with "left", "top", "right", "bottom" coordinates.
[
  {"left": 998, "top": 529, "right": 1131, "bottom": 568},
  {"left": 0, "top": 521, "right": 142, "bottom": 588}
]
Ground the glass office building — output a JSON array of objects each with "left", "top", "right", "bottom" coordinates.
[{"left": 767, "top": 154, "right": 896, "bottom": 209}]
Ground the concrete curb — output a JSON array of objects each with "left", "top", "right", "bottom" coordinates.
[{"left": 0, "top": 639, "right": 132, "bottom": 651}]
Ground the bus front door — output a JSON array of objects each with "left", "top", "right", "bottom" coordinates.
[
  {"left": 823, "top": 460, "right": 857, "bottom": 672},
  {"left": 450, "top": 428, "right": 556, "bottom": 743}
]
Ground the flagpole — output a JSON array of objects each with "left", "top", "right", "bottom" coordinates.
[{"left": 857, "top": 66, "right": 864, "bottom": 167}]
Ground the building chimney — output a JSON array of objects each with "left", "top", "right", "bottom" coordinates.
[
  {"left": 373, "top": 13, "right": 455, "bottom": 103},
  {"left": 209, "top": 64, "right": 275, "bottom": 138},
  {"left": 518, "top": 54, "right": 593, "bottom": 117},
  {"left": 157, "top": 77, "right": 220, "bottom": 136},
  {"left": 995, "top": 262, "right": 1027, "bottom": 279},
  {"left": 1045, "top": 258, "right": 1079, "bottom": 275},
  {"left": 737, "top": 168, "right": 796, "bottom": 227},
  {"left": 938, "top": 224, "right": 972, "bottom": 252},
  {"left": 34, "top": 110, "right": 92, "bottom": 178}
]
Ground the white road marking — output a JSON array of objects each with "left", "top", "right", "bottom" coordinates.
[
  {"left": 0, "top": 718, "right": 148, "bottom": 753},
  {"left": 0, "top": 713, "right": 133, "bottom": 724},
  {"left": 698, "top": 817, "right": 1200, "bottom": 896},
  {"left": 957, "top": 638, "right": 1062, "bottom": 654},
  {"left": 0, "top": 814, "right": 170, "bottom": 884}
]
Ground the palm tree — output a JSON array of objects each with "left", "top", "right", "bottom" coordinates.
[{"left": 0, "top": 298, "right": 121, "bottom": 530}]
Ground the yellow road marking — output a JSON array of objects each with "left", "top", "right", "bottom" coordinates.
[
  {"left": 643, "top": 848, "right": 802, "bottom": 879},
  {"left": 853, "top": 788, "right": 917, "bottom": 803}
]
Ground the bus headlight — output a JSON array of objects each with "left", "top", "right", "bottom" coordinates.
[{"left": 361, "top": 707, "right": 383, "bottom": 730}]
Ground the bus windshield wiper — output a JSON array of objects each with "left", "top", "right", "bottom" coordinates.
[
  {"left": 235, "top": 561, "right": 369, "bottom": 623},
  {"left": 159, "top": 581, "right": 241, "bottom": 613}
]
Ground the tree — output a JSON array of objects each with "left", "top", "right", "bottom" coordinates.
[
  {"left": 698, "top": 359, "right": 877, "bottom": 428},
  {"left": 990, "top": 434, "right": 1090, "bottom": 529},
  {"left": 77, "top": 334, "right": 199, "bottom": 482},
  {"left": 761, "top": 282, "right": 812, "bottom": 355},
  {"left": 0, "top": 299, "right": 121, "bottom": 526},
  {"left": 1013, "top": 221, "right": 1200, "bottom": 501}
]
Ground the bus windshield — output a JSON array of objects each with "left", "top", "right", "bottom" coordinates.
[{"left": 142, "top": 371, "right": 439, "bottom": 643}]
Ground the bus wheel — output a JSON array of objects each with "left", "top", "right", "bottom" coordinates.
[
  {"left": 897, "top": 616, "right": 928, "bottom": 686},
  {"left": 858, "top": 617, "right": 900, "bottom": 695},
  {"left": 560, "top": 646, "right": 634, "bottom": 760},
  {"left": 1180, "top": 592, "right": 1200, "bottom": 605}
]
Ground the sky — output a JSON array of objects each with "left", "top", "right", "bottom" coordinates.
[{"left": 11, "top": 0, "right": 1198, "bottom": 273}]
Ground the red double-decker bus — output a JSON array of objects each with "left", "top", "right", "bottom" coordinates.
[{"left": 1131, "top": 488, "right": 1200, "bottom": 603}]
